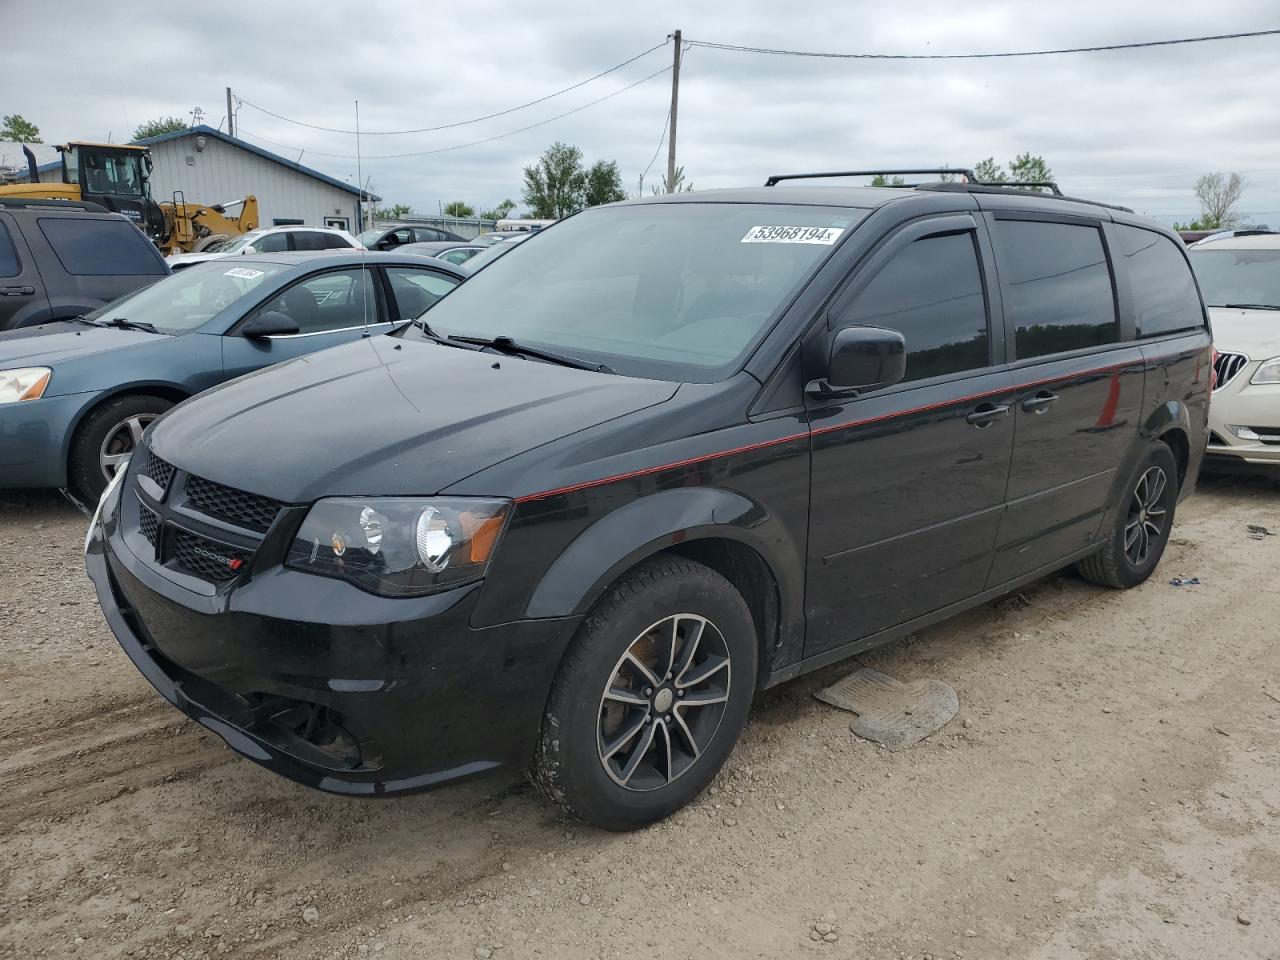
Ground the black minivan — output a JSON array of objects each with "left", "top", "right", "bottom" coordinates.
[{"left": 87, "top": 174, "right": 1212, "bottom": 830}]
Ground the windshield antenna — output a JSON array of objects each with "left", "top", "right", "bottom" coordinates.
[{"left": 356, "top": 98, "right": 370, "bottom": 336}]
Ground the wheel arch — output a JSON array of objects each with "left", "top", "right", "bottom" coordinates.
[
  {"left": 60, "top": 383, "right": 193, "bottom": 484},
  {"left": 519, "top": 486, "right": 804, "bottom": 685}
]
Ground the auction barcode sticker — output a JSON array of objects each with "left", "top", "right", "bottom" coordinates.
[
  {"left": 741, "top": 225, "right": 844, "bottom": 245},
  {"left": 224, "top": 267, "right": 265, "bottom": 279}
]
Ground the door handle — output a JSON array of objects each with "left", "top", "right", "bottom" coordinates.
[
  {"left": 965, "top": 402, "right": 1010, "bottom": 427},
  {"left": 0, "top": 285, "right": 35, "bottom": 296},
  {"left": 1020, "top": 391, "right": 1059, "bottom": 414}
]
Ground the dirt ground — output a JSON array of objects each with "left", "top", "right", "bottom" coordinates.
[{"left": 1, "top": 476, "right": 1278, "bottom": 960}]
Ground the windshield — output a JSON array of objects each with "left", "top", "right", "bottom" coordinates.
[
  {"left": 83, "top": 259, "right": 288, "bottom": 333},
  {"left": 358, "top": 228, "right": 385, "bottom": 246},
  {"left": 1190, "top": 247, "right": 1280, "bottom": 309},
  {"left": 418, "top": 203, "right": 863, "bottom": 380}
]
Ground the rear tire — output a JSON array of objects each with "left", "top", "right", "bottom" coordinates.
[
  {"left": 1077, "top": 442, "right": 1179, "bottom": 589},
  {"left": 531, "top": 557, "right": 757, "bottom": 831},
  {"left": 68, "top": 395, "right": 172, "bottom": 503}
]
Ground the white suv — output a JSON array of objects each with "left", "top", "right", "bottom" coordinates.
[
  {"left": 166, "top": 225, "right": 363, "bottom": 270},
  {"left": 1188, "top": 232, "right": 1280, "bottom": 472}
]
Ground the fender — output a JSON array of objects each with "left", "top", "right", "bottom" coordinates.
[
  {"left": 57, "top": 381, "right": 192, "bottom": 484},
  {"left": 522, "top": 486, "right": 805, "bottom": 666}
]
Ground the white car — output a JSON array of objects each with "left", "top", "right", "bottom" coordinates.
[
  {"left": 166, "top": 225, "right": 363, "bottom": 270},
  {"left": 1187, "top": 232, "right": 1280, "bottom": 472}
]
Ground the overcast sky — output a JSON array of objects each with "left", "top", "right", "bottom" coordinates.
[{"left": 6, "top": 1, "right": 1279, "bottom": 225}]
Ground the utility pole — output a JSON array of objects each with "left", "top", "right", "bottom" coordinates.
[
  {"left": 666, "top": 29, "right": 681, "bottom": 193},
  {"left": 226, "top": 87, "right": 235, "bottom": 137}
]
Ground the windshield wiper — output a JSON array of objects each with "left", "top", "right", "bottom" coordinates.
[
  {"left": 409, "top": 317, "right": 477, "bottom": 349},
  {"left": 96, "top": 317, "right": 163, "bottom": 334},
  {"left": 1212, "top": 303, "right": 1280, "bottom": 311},
  {"left": 447, "top": 334, "right": 615, "bottom": 374}
]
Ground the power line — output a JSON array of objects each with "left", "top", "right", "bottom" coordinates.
[
  {"left": 237, "top": 65, "right": 672, "bottom": 161},
  {"left": 235, "top": 40, "right": 669, "bottom": 135},
  {"left": 638, "top": 106, "right": 671, "bottom": 193},
  {"left": 683, "top": 27, "right": 1280, "bottom": 60}
]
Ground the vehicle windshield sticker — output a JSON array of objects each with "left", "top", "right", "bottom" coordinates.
[
  {"left": 224, "top": 267, "right": 264, "bottom": 279},
  {"left": 741, "top": 225, "right": 845, "bottom": 245}
]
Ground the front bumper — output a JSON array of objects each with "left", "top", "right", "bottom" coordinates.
[
  {"left": 1207, "top": 376, "right": 1280, "bottom": 470},
  {"left": 0, "top": 391, "right": 92, "bottom": 488},
  {"left": 86, "top": 487, "right": 580, "bottom": 796}
]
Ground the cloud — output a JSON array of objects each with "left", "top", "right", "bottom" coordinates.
[{"left": 5, "top": 0, "right": 1279, "bottom": 224}]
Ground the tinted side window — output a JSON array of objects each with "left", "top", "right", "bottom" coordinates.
[
  {"left": 292, "top": 231, "right": 328, "bottom": 251},
  {"left": 323, "top": 233, "right": 353, "bottom": 249},
  {"left": 255, "top": 232, "right": 289, "bottom": 253},
  {"left": 0, "top": 221, "right": 19, "bottom": 277},
  {"left": 839, "top": 232, "right": 990, "bottom": 382},
  {"left": 414, "top": 228, "right": 444, "bottom": 243},
  {"left": 37, "top": 217, "right": 165, "bottom": 276},
  {"left": 993, "top": 219, "right": 1118, "bottom": 359},
  {"left": 1114, "top": 225, "right": 1204, "bottom": 337}
]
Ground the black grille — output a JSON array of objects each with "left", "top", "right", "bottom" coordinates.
[
  {"left": 142, "top": 451, "right": 175, "bottom": 491},
  {"left": 138, "top": 501, "right": 160, "bottom": 547},
  {"left": 171, "top": 529, "right": 249, "bottom": 581},
  {"left": 185, "top": 475, "right": 283, "bottom": 531},
  {"left": 1214, "top": 352, "right": 1248, "bottom": 391}
]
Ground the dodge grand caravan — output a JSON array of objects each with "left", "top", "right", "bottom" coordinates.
[{"left": 86, "top": 172, "right": 1212, "bottom": 830}]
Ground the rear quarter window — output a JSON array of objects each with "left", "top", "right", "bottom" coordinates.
[
  {"left": 37, "top": 217, "right": 165, "bottom": 276},
  {"left": 1113, "top": 225, "right": 1205, "bottom": 337}
]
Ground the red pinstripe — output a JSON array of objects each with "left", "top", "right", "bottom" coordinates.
[{"left": 513, "top": 348, "right": 1203, "bottom": 504}]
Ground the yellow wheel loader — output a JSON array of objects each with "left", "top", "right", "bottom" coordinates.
[{"left": 0, "top": 141, "right": 258, "bottom": 255}]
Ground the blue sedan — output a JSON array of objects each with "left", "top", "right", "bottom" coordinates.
[{"left": 0, "top": 251, "right": 466, "bottom": 502}]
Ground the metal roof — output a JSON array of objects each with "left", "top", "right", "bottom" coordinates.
[{"left": 28, "top": 125, "right": 379, "bottom": 201}]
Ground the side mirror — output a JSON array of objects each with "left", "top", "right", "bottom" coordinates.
[
  {"left": 241, "top": 311, "right": 300, "bottom": 338},
  {"left": 240, "top": 245, "right": 256, "bottom": 255},
  {"left": 808, "top": 325, "right": 907, "bottom": 398}
]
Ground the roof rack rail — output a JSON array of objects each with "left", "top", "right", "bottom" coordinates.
[
  {"left": 0, "top": 196, "right": 110, "bottom": 213},
  {"left": 764, "top": 168, "right": 978, "bottom": 187},
  {"left": 917, "top": 181, "right": 1133, "bottom": 213},
  {"left": 998, "top": 180, "right": 1062, "bottom": 196}
]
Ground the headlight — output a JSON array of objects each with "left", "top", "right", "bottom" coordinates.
[
  {"left": 1250, "top": 357, "right": 1280, "bottom": 384},
  {"left": 285, "top": 497, "right": 510, "bottom": 597},
  {"left": 0, "top": 367, "right": 52, "bottom": 404}
]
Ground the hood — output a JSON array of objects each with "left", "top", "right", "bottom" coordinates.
[
  {"left": 148, "top": 336, "right": 679, "bottom": 502},
  {"left": 0, "top": 322, "right": 162, "bottom": 381},
  {"left": 1208, "top": 307, "right": 1280, "bottom": 359}
]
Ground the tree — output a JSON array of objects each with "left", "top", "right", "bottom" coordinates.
[
  {"left": 650, "top": 165, "right": 693, "bottom": 195},
  {"left": 1, "top": 114, "right": 41, "bottom": 142},
  {"left": 973, "top": 157, "right": 1006, "bottom": 184},
  {"left": 1192, "top": 173, "right": 1246, "bottom": 230},
  {"left": 133, "top": 116, "right": 188, "bottom": 140},
  {"left": 1007, "top": 152, "right": 1054, "bottom": 190},
  {"left": 869, "top": 174, "right": 905, "bottom": 187},
  {"left": 373, "top": 203, "right": 412, "bottom": 219},
  {"left": 442, "top": 201, "right": 475, "bottom": 218},
  {"left": 480, "top": 199, "right": 516, "bottom": 221},
  {"left": 584, "top": 159, "right": 626, "bottom": 207},
  {"left": 523, "top": 142, "right": 588, "bottom": 218}
]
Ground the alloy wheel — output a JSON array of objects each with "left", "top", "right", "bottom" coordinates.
[
  {"left": 99, "top": 414, "right": 157, "bottom": 482},
  {"left": 597, "top": 613, "right": 732, "bottom": 791},
  {"left": 1124, "top": 465, "right": 1168, "bottom": 566}
]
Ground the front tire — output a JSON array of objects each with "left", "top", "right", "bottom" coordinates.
[
  {"left": 531, "top": 557, "right": 757, "bottom": 831},
  {"left": 68, "top": 395, "right": 172, "bottom": 503},
  {"left": 1078, "top": 442, "right": 1179, "bottom": 589}
]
